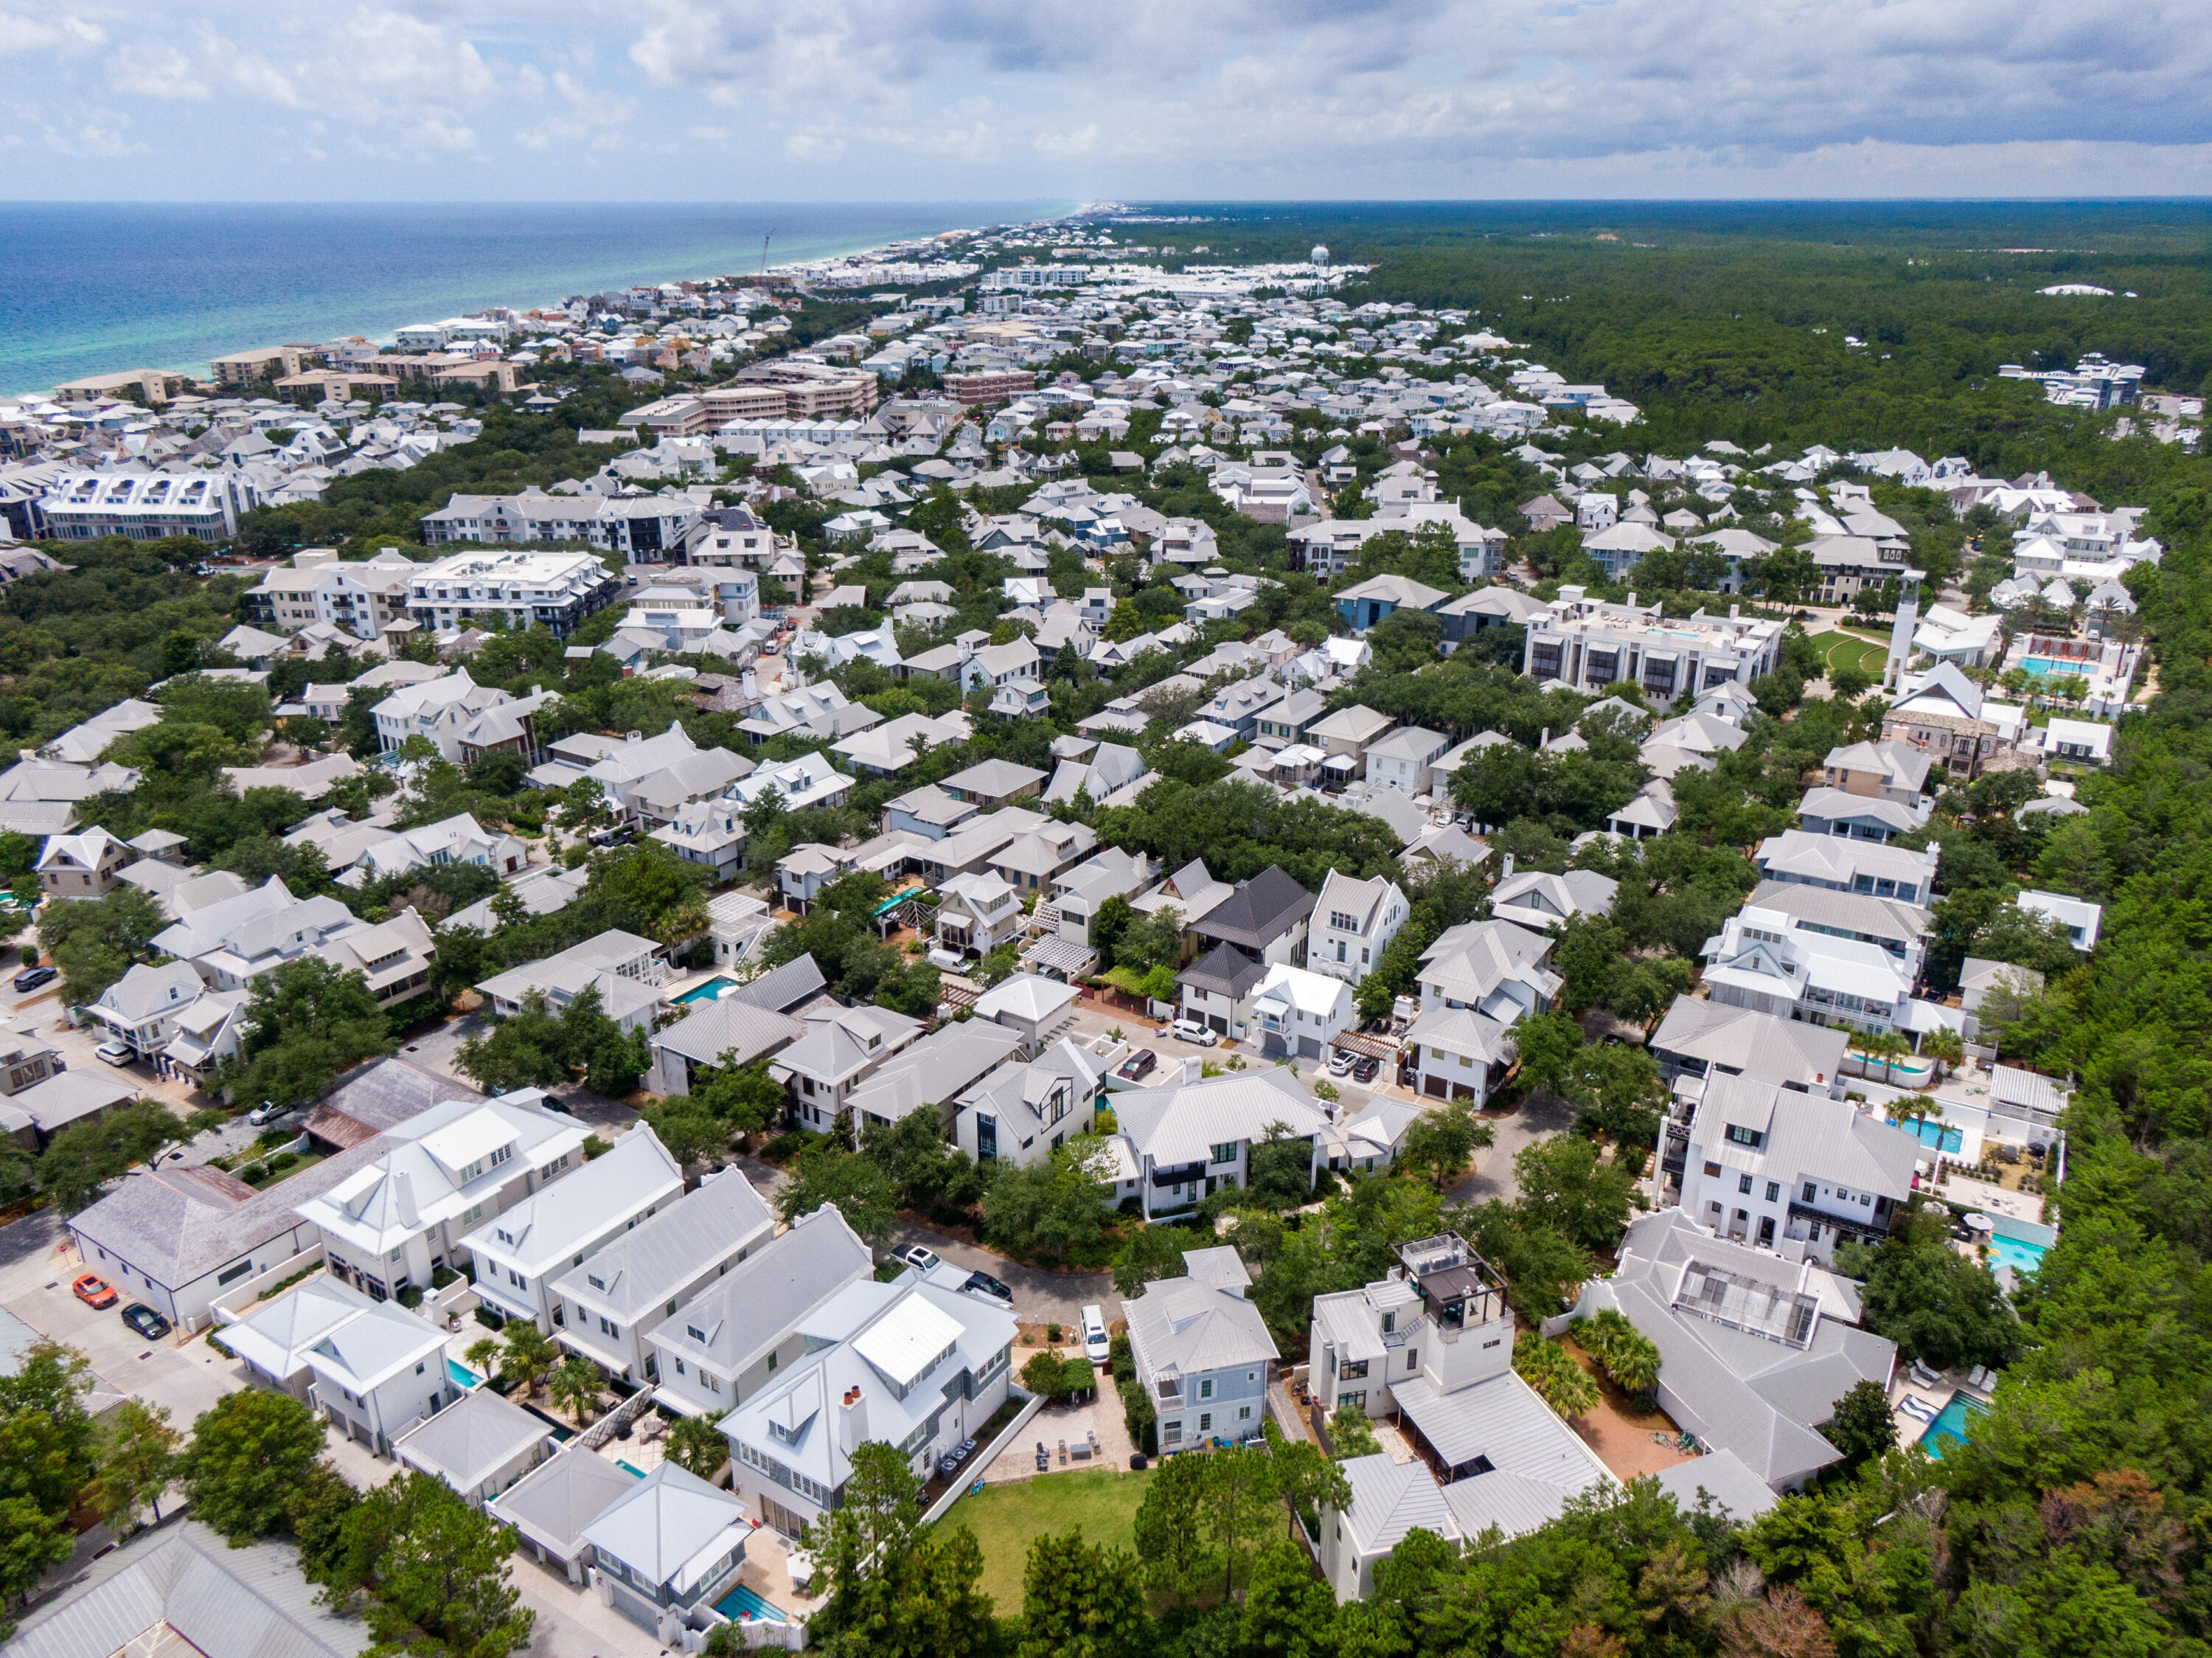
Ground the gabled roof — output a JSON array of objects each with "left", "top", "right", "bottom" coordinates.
[
  {"left": 1112, "top": 1067, "right": 1327, "bottom": 1170},
  {"left": 1192, "top": 864, "right": 1315, "bottom": 949},
  {"left": 1649, "top": 996, "right": 1848, "bottom": 1088},
  {"left": 551, "top": 1169, "right": 773, "bottom": 1321},
  {"left": 653, "top": 1205, "right": 874, "bottom": 1376},
  {"left": 495, "top": 1446, "right": 642, "bottom": 1561},
  {"left": 1122, "top": 1250, "right": 1279, "bottom": 1378}
]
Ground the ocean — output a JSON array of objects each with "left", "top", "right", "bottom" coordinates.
[{"left": 0, "top": 201, "right": 1061, "bottom": 396}]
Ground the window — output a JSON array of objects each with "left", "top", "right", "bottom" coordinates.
[
  {"left": 1210, "top": 1142, "right": 1239, "bottom": 1166},
  {"left": 1406, "top": 1349, "right": 1418, "bottom": 1372},
  {"left": 1725, "top": 1124, "right": 1765, "bottom": 1149},
  {"left": 1380, "top": 1311, "right": 1394, "bottom": 1335},
  {"left": 767, "top": 1353, "right": 778, "bottom": 1373},
  {"left": 1766, "top": 1182, "right": 1781, "bottom": 1202},
  {"left": 1802, "top": 1182, "right": 1818, "bottom": 1203},
  {"left": 1338, "top": 1392, "right": 1366, "bottom": 1411},
  {"left": 1198, "top": 1413, "right": 1212, "bottom": 1432},
  {"left": 215, "top": 1259, "right": 254, "bottom": 1287},
  {"left": 1199, "top": 1378, "right": 1213, "bottom": 1399},
  {"left": 1239, "top": 1406, "right": 1252, "bottom": 1421},
  {"left": 1738, "top": 1174, "right": 1753, "bottom": 1195}
]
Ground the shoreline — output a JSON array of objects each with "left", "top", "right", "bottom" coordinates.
[{"left": 1, "top": 200, "right": 1080, "bottom": 398}]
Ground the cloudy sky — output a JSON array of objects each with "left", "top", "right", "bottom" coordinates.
[{"left": 6, "top": 0, "right": 2211, "bottom": 201}]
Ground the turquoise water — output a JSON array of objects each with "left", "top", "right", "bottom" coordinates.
[
  {"left": 2020, "top": 658, "right": 2092, "bottom": 677},
  {"left": 616, "top": 1460, "right": 649, "bottom": 1478},
  {"left": 1986, "top": 1233, "right": 2049, "bottom": 1276},
  {"left": 0, "top": 201, "right": 1062, "bottom": 394},
  {"left": 1895, "top": 1117, "right": 1964, "bottom": 1154},
  {"left": 674, "top": 976, "right": 738, "bottom": 1005},
  {"left": 448, "top": 1358, "right": 479, "bottom": 1388},
  {"left": 714, "top": 1583, "right": 787, "bottom": 1624},
  {"left": 1919, "top": 1391, "right": 1986, "bottom": 1460}
]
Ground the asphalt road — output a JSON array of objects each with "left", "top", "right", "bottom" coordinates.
[{"left": 1447, "top": 1088, "right": 1577, "bottom": 1207}]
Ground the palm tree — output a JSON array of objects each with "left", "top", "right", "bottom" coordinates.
[
  {"left": 1922, "top": 1026, "right": 1965, "bottom": 1079},
  {"left": 666, "top": 1410, "right": 731, "bottom": 1481},
  {"left": 463, "top": 1336, "right": 501, "bottom": 1381},
  {"left": 548, "top": 1357, "right": 601, "bottom": 1427},
  {"left": 501, "top": 1320, "right": 557, "bottom": 1401}
]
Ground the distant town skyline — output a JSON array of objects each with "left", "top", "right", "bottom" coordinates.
[{"left": 4, "top": 0, "right": 2210, "bottom": 201}]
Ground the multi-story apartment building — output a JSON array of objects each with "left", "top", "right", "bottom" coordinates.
[
  {"left": 1522, "top": 587, "right": 1784, "bottom": 704},
  {"left": 248, "top": 549, "right": 420, "bottom": 640},
  {"left": 943, "top": 370, "right": 1037, "bottom": 407},
  {"left": 39, "top": 471, "right": 253, "bottom": 541},
  {"left": 406, "top": 549, "right": 623, "bottom": 637}
]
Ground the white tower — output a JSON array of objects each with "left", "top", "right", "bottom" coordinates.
[
  {"left": 1310, "top": 243, "right": 1329, "bottom": 266},
  {"left": 1882, "top": 567, "right": 1925, "bottom": 690}
]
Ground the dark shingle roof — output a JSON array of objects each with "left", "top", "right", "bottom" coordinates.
[{"left": 1192, "top": 865, "right": 1315, "bottom": 950}]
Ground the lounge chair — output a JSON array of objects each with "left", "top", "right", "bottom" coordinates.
[
  {"left": 1965, "top": 1365, "right": 1995, "bottom": 1392},
  {"left": 1897, "top": 1395, "right": 1940, "bottom": 1422},
  {"left": 1908, "top": 1360, "right": 1944, "bottom": 1390}
]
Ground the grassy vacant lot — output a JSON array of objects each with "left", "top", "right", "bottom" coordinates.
[
  {"left": 1806, "top": 630, "right": 1891, "bottom": 680},
  {"left": 938, "top": 1466, "right": 1156, "bottom": 1610}
]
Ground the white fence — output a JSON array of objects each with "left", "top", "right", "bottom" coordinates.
[{"left": 921, "top": 1388, "right": 1046, "bottom": 1527}]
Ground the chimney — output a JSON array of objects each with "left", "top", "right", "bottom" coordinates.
[
  {"left": 625, "top": 730, "right": 643, "bottom": 743},
  {"left": 838, "top": 1385, "right": 869, "bottom": 1453},
  {"left": 1627, "top": 591, "right": 1638, "bottom": 608},
  {"left": 392, "top": 1170, "right": 418, "bottom": 1229},
  {"left": 1501, "top": 852, "right": 1515, "bottom": 881},
  {"left": 1180, "top": 1055, "right": 1203, "bottom": 1084},
  {"left": 1729, "top": 604, "right": 1741, "bottom": 620}
]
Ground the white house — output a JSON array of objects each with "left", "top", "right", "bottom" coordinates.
[
  {"left": 293, "top": 1092, "right": 590, "bottom": 1303},
  {"left": 1310, "top": 870, "right": 1409, "bottom": 985},
  {"left": 723, "top": 1276, "right": 1017, "bottom": 1539},
  {"left": 1402, "top": 1005, "right": 1517, "bottom": 1105},
  {"left": 1250, "top": 962, "right": 1356, "bottom": 1062},
  {"left": 647, "top": 1204, "right": 877, "bottom": 1419},
  {"left": 299, "top": 1294, "right": 455, "bottom": 1457},
  {"left": 1674, "top": 1072, "right": 1922, "bottom": 1260},
  {"left": 1107, "top": 1068, "right": 1327, "bottom": 1218},
  {"left": 1363, "top": 726, "right": 1450, "bottom": 795},
  {"left": 1416, "top": 920, "right": 1560, "bottom": 1025},
  {"left": 460, "top": 1126, "right": 686, "bottom": 1331},
  {"left": 551, "top": 1170, "right": 776, "bottom": 1384},
  {"left": 393, "top": 1385, "right": 555, "bottom": 1507},
  {"left": 1122, "top": 1246, "right": 1279, "bottom": 1453},
  {"left": 1489, "top": 868, "right": 1618, "bottom": 932},
  {"left": 1312, "top": 1234, "right": 1612, "bottom": 1600}
]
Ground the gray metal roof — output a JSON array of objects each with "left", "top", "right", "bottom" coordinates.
[
  {"left": 1747, "top": 879, "right": 1932, "bottom": 946},
  {"left": 653, "top": 1204, "right": 874, "bottom": 1376},
  {"left": 549, "top": 1169, "right": 773, "bottom": 1321},
  {"left": 1649, "top": 996, "right": 1849, "bottom": 1089},
  {"left": 1652, "top": 1446, "right": 1781, "bottom": 1524},
  {"left": 393, "top": 1385, "right": 550, "bottom": 1489},
  {"left": 1392, "top": 1368, "right": 1613, "bottom": 1495},
  {"left": 7, "top": 1519, "right": 367, "bottom": 1658},
  {"left": 727, "top": 952, "right": 827, "bottom": 1014},
  {"left": 1122, "top": 1256, "right": 1279, "bottom": 1379},
  {"left": 651, "top": 996, "right": 804, "bottom": 1069},
  {"left": 495, "top": 1446, "right": 641, "bottom": 1560}
]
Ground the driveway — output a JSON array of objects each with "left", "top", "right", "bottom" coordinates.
[
  {"left": 1446, "top": 1088, "right": 1577, "bottom": 1207},
  {"left": 394, "top": 1012, "right": 639, "bottom": 1131},
  {"left": 889, "top": 1220, "right": 1113, "bottom": 1328}
]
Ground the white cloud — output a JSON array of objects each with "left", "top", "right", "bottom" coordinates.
[
  {"left": 417, "top": 114, "right": 477, "bottom": 150},
  {"left": 110, "top": 44, "right": 209, "bottom": 100},
  {"left": 0, "top": 12, "right": 102, "bottom": 55},
  {"left": 1034, "top": 122, "right": 1097, "bottom": 156}
]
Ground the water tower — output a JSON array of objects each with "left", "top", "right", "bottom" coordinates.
[{"left": 1310, "top": 243, "right": 1329, "bottom": 266}]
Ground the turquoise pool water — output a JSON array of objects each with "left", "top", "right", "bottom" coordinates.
[
  {"left": 714, "top": 1583, "right": 787, "bottom": 1624},
  {"left": 448, "top": 1358, "right": 479, "bottom": 1388},
  {"left": 673, "top": 976, "right": 738, "bottom": 1005},
  {"left": 1986, "top": 1233, "right": 2050, "bottom": 1276},
  {"left": 1919, "top": 1390, "right": 1986, "bottom": 1460},
  {"left": 616, "top": 1460, "right": 648, "bottom": 1478},
  {"left": 1895, "top": 1117, "right": 1964, "bottom": 1154}
]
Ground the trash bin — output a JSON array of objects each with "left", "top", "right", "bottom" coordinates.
[{"left": 1130, "top": 1453, "right": 1148, "bottom": 1471}]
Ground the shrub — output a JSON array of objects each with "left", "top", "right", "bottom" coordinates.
[{"left": 1574, "top": 1309, "right": 1662, "bottom": 1408}]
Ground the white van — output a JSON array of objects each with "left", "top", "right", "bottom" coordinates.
[{"left": 1081, "top": 1304, "right": 1110, "bottom": 1364}]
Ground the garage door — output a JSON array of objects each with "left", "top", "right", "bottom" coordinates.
[
  {"left": 1208, "top": 1014, "right": 1228, "bottom": 1036},
  {"left": 1425, "top": 1075, "right": 1447, "bottom": 1099}
]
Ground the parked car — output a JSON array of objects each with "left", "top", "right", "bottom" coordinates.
[
  {"left": 247, "top": 1100, "right": 288, "bottom": 1126},
  {"left": 961, "top": 1270, "right": 1014, "bottom": 1305},
  {"left": 94, "top": 1041, "right": 136, "bottom": 1066},
  {"left": 12, "top": 965, "right": 56, "bottom": 993},
  {"left": 1328, "top": 1047, "right": 1357, "bottom": 1075},
  {"left": 1082, "top": 1303, "right": 1111, "bottom": 1364},
  {"left": 72, "top": 1273, "right": 117, "bottom": 1308},
  {"left": 1352, "top": 1055, "right": 1381, "bottom": 1084},
  {"left": 1170, "top": 1018, "right": 1220, "bottom": 1047},
  {"left": 897, "top": 1244, "right": 942, "bottom": 1274},
  {"left": 1116, "top": 1048, "right": 1157, "bottom": 1083},
  {"left": 119, "top": 1303, "right": 170, "bottom": 1341}
]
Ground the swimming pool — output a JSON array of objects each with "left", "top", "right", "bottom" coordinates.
[
  {"left": 1984, "top": 1232, "right": 2049, "bottom": 1276},
  {"left": 616, "top": 1459, "right": 649, "bottom": 1478},
  {"left": 1918, "top": 1390, "right": 1986, "bottom": 1460},
  {"left": 1893, "top": 1117, "right": 1964, "bottom": 1154},
  {"left": 448, "top": 1358, "right": 480, "bottom": 1389},
  {"left": 714, "top": 1583, "right": 787, "bottom": 1624},
  {"left": 673, "top": 976, "right": 738, "bottom": 1005}
]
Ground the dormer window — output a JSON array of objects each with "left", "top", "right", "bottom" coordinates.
[{"left": 588, "top": 1274, "right": 605, "bottom": 1291}]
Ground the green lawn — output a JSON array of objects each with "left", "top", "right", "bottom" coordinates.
[
  {"left": 1805, "top": 630, "right": 1891, "bottom": 680},
  {"left": 937, "top": 1466, "right": 1156, "bottom": 1609}
]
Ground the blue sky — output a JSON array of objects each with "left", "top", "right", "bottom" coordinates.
[{"left": 5, "top": 0, "right": 2210, "bottom": 201}]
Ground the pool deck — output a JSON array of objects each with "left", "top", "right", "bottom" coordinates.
[{"left": 1888, "top": 1364, "right": 1993, "bottom": 1446}]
